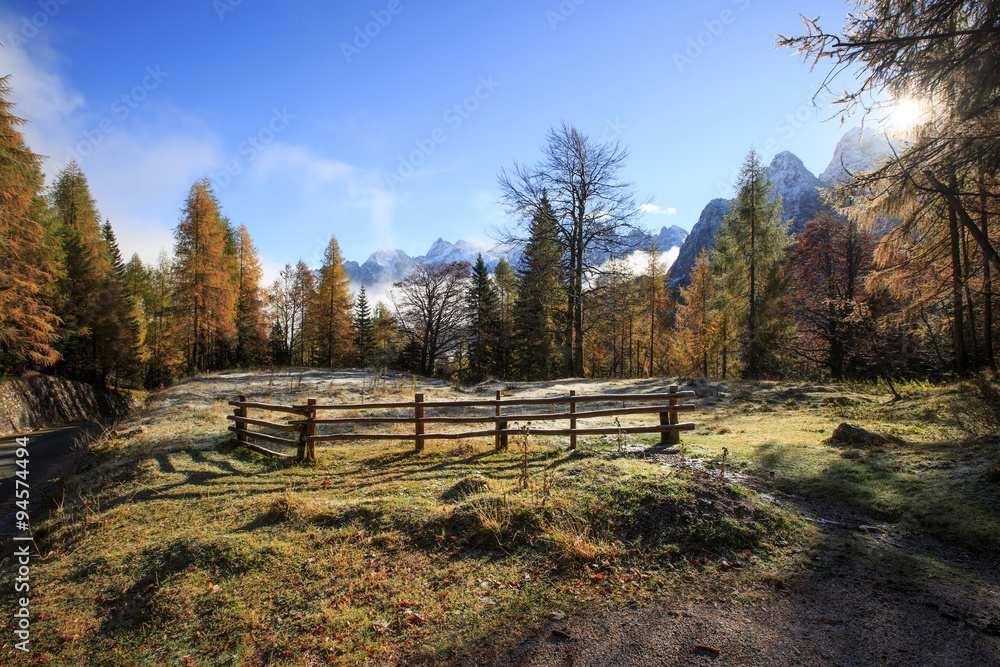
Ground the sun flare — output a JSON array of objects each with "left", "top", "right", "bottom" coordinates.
[{"left": 889, "top": 98, "right": 924, "bottom": 128}]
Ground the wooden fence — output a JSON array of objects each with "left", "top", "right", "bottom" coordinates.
[{"left": 227, "top": 386, "right": 696, "bottom": 461}]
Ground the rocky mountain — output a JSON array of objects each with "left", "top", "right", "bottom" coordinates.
[
  {"left": 667, "top": 128, "right": 893, "bottom": 289},
  {"left": 342, "top": 238, "right": 506, "bottom": 295},
  {"left": 766, "top": 151, "right": 827, "bottom": 234},
  {"left": 667, "top": 198, "right": 731, "bottom": 290},
  {"left": 342, "top": 224, "right": 688, "bottom": 302},
  {"left": 819, "top": 126, "right": 893, "bottom": 187}
]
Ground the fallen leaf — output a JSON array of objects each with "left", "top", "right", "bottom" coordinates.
[
  {"left": 551, "top": 611, "right": 566, "bottom": 621},
  {"left": 552, "top": 629, "right": 572, "bottom": 639}
]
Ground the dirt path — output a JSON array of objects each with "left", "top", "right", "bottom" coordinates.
[{"left": 453, "top": 516, "right": 1000, "bottom": 666}]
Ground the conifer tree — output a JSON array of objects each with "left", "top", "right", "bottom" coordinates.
[
  {"left": 353, "top": 285, "right": 376, "bottom": 367},
  {"left": 311, "top": 237, "right": 353, "bottom": 367},
  {"left": 142, "top": 251, "right": 184, "bottom": 387},
  {"left": 672, "top": 250, "right": 720, "bottom": 377},
  {"left": 99, "top": 221, "right": 141, "bottom": 387},
  {"left": 232, "top": 224, "right": 266, "bottom": 365},
  {"left": 514, "top": 196, "right": 565, "bottom": 379},
  {"left": 268, "top": 319, "right": 290, "bottom": 365},
  {"left": 173, "top": 178, "right": 236, "bottom": 372},
  {"left": 467, "top": 253, "right": 500, "bottom": 381},
  {"left": 642, "top": 243, "right": 672, "bottom": 376},
  {"left": 0, "top": 75, "right": 62, "bottom": 371},
  {"left": 372, "top": 301, "right": 402, "bottom": 368},
  {"left": 711, "top": 150, "right": 792, "bottom": 378},
  {"left": 123, "top": 254, "right": 150, "bottom": 381},
  {"left": 51, "top": 162, "right": 121, "bottom": 382},
  {"left": 492, "top": 258, "right": 517, "bottom": 380},
  {"left": 292, "top": 260, "right": 318, "bottom": 365}
]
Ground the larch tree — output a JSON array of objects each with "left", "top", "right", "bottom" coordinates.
[
  {"left": 143, "top": 251, "right": 184, "bottom": 387},
  {"left": 711, "top": 150, "right": 792, "bottom": 379},
  {"left": 372, "top": 301, "right": 402, "bottom": 368},
  {"left": 781, "top": 1, "right": 1000, "bottom": 378},
  {"left": 173, "top": 178, "right": 236, "bottom": 372},
  {"left": 671, "top": 250, "right": 720, "bottom": 377},
  {"left": 499, "top": 123, "right": 644, "bottom": 376},
  {"left": 786, "top": 212, "right": 884, "bottom": 379},
  {"left": 0, "top": 75, "right": 62, "bottom": 371},
  {"left": 232, "top": 224, "right": 266, "bottom": 365},
  {"left": 642, "top": 243, "right": 672, "bottom": 376},
  {"left": 291, "top": 260, "right": 317, "bottom": 365},
  {"left": 311, "top": 237, "right": 354, "bottom": 368}
]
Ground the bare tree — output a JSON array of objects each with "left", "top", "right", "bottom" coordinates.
[
  {"left": 498, "top": 122, "right": 644, "bottom": 377},
  {"left": 392, "top": 261, "right": 471, "bottom": 376}
]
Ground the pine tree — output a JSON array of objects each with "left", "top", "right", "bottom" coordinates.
[
  {"left": 0, "top": 75, "right": 62, "bottom": 371},
  {"left": 173, "top": 179, "right": 236, "bottom": 372},
  {"left": 467, "top": 253, "right": 500, "bottom": 381},
  {"left": 711, "top": 150, "right": 792, "bottom": 378},
  {"left": 354, "top": 285, "right": 376, "bottom": 367},
  {"left": 514, "top": 196, "right": 565, "bottom": 379},
  {"left": 311, "top": 237, "right": 353, "bottom": 367},
  {"left": 232, "top": 224, "right": 266, "bottom": 365}
]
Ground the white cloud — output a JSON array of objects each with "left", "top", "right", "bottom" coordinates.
[
  {"left": 249, "top": 141, "right": 399, "bottom": 254},
  {"left": 640, "top": 204, "right": 676, "bottom": 215},
  {"left": 0, "top": 22, "right": 224, "bottom": 265}
]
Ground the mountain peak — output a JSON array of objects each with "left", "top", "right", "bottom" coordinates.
[
  {"left": 426, "top": 237, "right": 453, "bottom": 259},
  {"left": 819, "top": 126, "right": 893, "bottom": 186}
]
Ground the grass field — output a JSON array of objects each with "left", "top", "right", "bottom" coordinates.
[{"left": 3, "top": 369, "right": 998, "bottom": 665}]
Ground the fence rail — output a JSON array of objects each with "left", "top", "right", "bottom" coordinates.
[{"left": 227, "top": 386, "right": 696, "bottom": 461}]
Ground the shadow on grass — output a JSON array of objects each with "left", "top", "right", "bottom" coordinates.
[{"left": 752, "top": 435, "right": 1000, "bottom": 554}]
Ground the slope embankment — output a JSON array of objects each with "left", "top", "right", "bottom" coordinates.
[{"left": 0, "top": 373, "right": 138, "bottom": 437}]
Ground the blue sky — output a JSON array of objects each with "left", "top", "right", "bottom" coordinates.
[{"left": 1, "top": 0, "right": 864, "bottom": 281}]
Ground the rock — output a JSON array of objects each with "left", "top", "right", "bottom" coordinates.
[{"left": 825, "top": 423, "right": 897, "bottom": 447}]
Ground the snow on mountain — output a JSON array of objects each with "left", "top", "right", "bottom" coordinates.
[
  {"left": 766, "top": 151, "right": 827, "bottom": 234},
  {"left": 668, "top": 151, "right": 829, "bottom": 289},
  {"left": 819, "top": 126, "right": 893, "bottom": 187},
  {"left": 668, "top": 128, "right": 896, "bottom": 289}
]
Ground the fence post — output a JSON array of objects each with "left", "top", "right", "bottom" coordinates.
[
  {"left": 662, "top": 384, "right": 680, "bottom": 446},
  {"left": 414, "top": 393, "right": 425, "bottom": 453},
  {"left": 235, "top": 395, "right": 247, "bottom": 445},
  {"left": 569, "top": 389, "right": 577, "bottom": 451},
  {"left": 495, "top": 389, "right": 508, "bottom": 452},
  {"left": 305, "top": 398, "right": 317, "bottom": 461}
]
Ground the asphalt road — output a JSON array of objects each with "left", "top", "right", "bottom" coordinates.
[{"left": 0, "top": 422, "right": 104, "bottom": 541}]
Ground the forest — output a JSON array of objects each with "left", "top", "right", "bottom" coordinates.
[{"left": 1, "top": 1, "right": 998, "bottom": 391}]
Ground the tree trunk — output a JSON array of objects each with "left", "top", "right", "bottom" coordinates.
[
  {"left": 949, "top": 195, "right": 967, "bottom": 375},
  {"left": 983, "top": 177, "right": 996, "bottom": 370}
]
